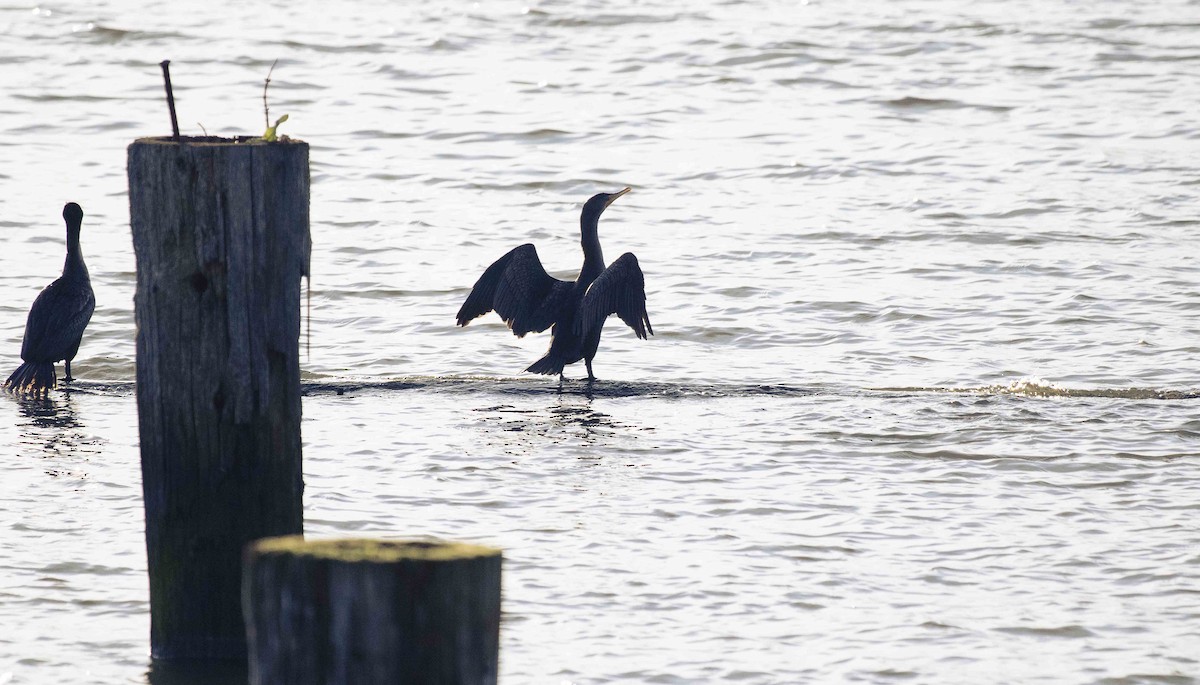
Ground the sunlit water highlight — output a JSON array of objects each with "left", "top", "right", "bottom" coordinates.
[{"left": 2, "top": 0, "right": 1199, "bottom": 683}]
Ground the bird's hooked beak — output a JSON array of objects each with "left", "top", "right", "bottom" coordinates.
[{"left": 604, "top": 187, "right": 632, "bottom": 209}]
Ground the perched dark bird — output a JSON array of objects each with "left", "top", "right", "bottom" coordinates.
[
  {"left": 456, "top": 188, "right": 653, "bottom": 381},
  {"left": 4, "top": 203, "right": 96, "bottom": 394}
]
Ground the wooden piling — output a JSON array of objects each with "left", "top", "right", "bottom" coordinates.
[
  {"left": 128, "top": 136, "right": 311, "bottom": 661},
  {"left": 243, "top": 537, "right": 502, "bottom": 685}
]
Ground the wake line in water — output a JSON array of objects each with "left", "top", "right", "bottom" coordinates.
[
  {"left": 876, "top": 379, "right": 1200, "bottom": 400},
  {"left": 308, "top": 378, "right": 1198, "bottom": 401},
  {"left": 29, "top": 378, "right": 1200, "bottom": 401},
  {"left": 299, "top": 377, "right": 817, "bottom": 399},
  {"left": 26, "top": 377, "right": 818, "bottom": 400}
]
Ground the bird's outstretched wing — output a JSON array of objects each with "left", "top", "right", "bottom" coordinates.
[
  {"left": 456, "top": 243, "right": 573, "bottom": 337},
  {"left": 576, "top": 252, "right": 652, "bottom": 339},
  {"left": 20, "top": 277, "right": 96, "bottom": 362}
]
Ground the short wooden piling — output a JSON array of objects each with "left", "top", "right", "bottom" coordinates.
[
  {"left": 244, "top": 537, "right": 502, "bottom": 685},
  {"left": 128, "top": 136, "right": 311, "bottom": 660}
]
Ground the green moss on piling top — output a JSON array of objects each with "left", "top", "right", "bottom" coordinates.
[
  {"left": 133, "top": 135, "right": 307, "bottom": 146},
  {"left": 250, "top": 536, "right": 501, "bottom": 563}
]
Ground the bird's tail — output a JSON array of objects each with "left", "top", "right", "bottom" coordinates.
[
  {"left": 525, "top": 351, "right": 567, "bottom": 376},
  {"left": 4, "top": 362, "right": 56, "bottom": 395}
]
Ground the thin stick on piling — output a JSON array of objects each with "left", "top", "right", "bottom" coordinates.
[
  {"left": 263, "top": 59, "right": 279, "bottom": 131},
  {"left": 159, "top": 60, "right": 180, "bottom": 141}
]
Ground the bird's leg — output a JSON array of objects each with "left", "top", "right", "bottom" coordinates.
[
  {"left": 558, "top": 372, "right": 564, "bottom": 393},
  {"left": 585, "top": 359, "right": 596, "bottom": 383},
  {"left": 64, "top": 360, "right": 73, "bottom": 383}
]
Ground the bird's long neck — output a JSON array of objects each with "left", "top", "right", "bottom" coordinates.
[
  {"left": 63, "top": 223, "right": 88, "bottom": 280},
  {"left": 579, "top": 212, "right": 605, "bottom": 284}
]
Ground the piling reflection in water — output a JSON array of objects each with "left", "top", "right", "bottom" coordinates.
[{"left": 145, "top": 660, "right": 247, "bottom": 685}]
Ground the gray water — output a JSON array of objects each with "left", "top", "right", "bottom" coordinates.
[{"left": 2, "top": 0, "right": 1199, "bottom": 682}]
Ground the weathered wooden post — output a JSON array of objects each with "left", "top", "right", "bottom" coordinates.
[
  {"left": 129, "top": 135, "right": 310, "bottom": 660},
  {"left": 244, "top": 537, "right": 502, "bottom": 685}
]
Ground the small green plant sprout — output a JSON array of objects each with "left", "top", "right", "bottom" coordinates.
[
  {"left": 259, "top": 58, "right": 289, "bottom": 142},
  {"left": 262, "top": 114, "right": 288, "bottom": 142}
]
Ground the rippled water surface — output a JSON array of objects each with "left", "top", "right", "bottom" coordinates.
[{"left": 2, "top": 0, "right": 1199, "bottom": 683}]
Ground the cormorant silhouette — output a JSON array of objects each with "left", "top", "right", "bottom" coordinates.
[{"left": 456, "top": 188, "right": 652, "bottom": 381}]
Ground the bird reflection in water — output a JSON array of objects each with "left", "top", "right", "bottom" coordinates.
[
  {"left": 11, "top": 390, "right": 94, "bottom": 468},
  {"left": 477, "top": 393, "right": 632, "bottom": 453},
  {"left": 549, "top": 395, "right": 623, "bottom": 439},
  {"left": 16, "top": 390, "right": 81, "bottom": 429}
]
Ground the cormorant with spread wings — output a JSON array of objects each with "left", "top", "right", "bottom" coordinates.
[{"left": 456, "top": 188, "right": 653, "bottom": 381}]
